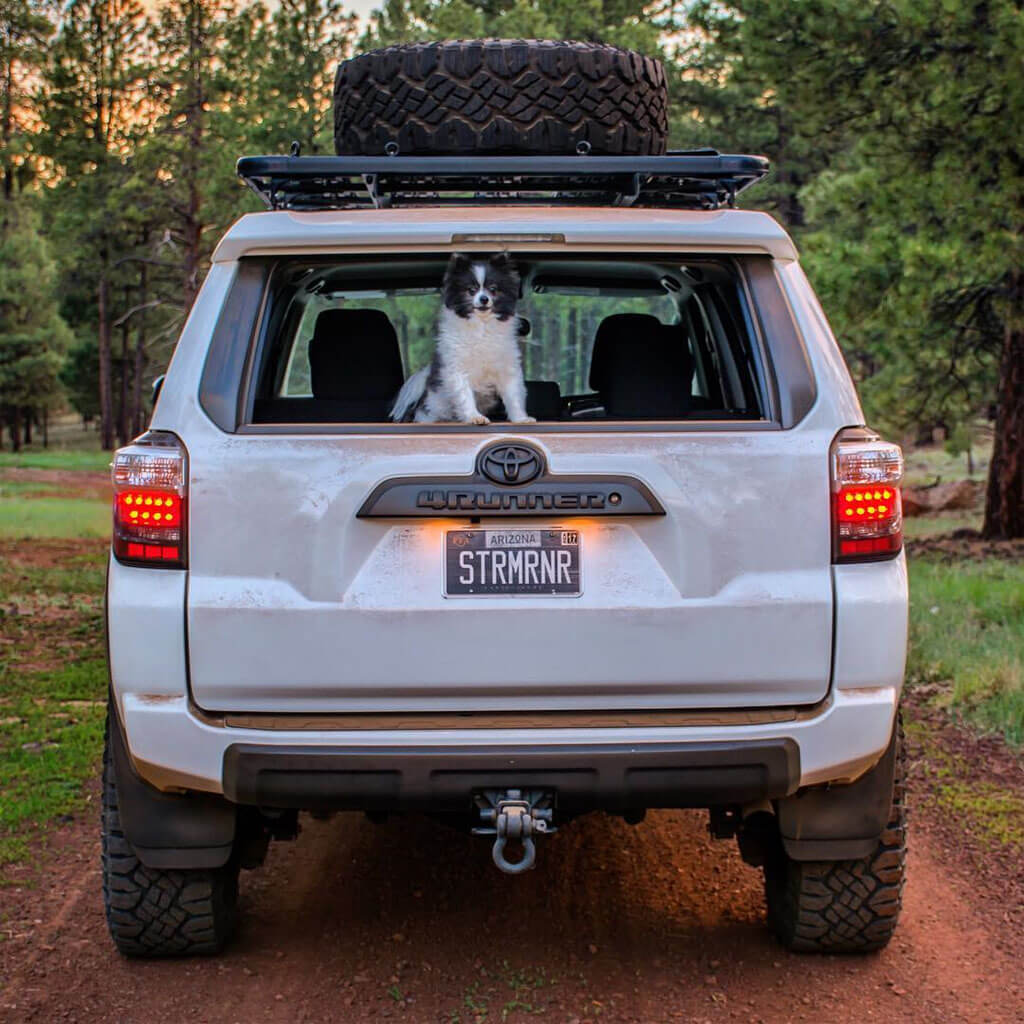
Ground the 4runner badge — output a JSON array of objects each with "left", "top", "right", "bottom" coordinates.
[{"left": 357, "top": 442, "right": 664, "bottom": 519}]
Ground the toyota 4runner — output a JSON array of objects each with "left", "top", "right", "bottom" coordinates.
[{"left": 103, "top": 146, "right": 908, "bottom": 957}]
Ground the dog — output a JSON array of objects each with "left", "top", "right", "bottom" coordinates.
[{"left": 390, "top": 252, "right": 534, "bottom": 424}]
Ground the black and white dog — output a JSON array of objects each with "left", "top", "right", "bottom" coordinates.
[{"left": 390, "top": 253, "right": 534, "bottom": 424}]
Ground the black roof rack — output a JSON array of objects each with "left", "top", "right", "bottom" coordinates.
[{"left": 236, "top": 151, "right": 770, "bottom": 212}]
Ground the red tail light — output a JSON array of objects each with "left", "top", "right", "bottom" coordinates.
[
  {"left": 111, "top": 432, "right": 187, "bottom": 568},
  {"left": 831, "top": 431, "right": 903, "bottom": 563}
]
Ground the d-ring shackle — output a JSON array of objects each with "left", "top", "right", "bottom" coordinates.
[{"left": 492, "top": 835, "right": 536, "bottom": 874}]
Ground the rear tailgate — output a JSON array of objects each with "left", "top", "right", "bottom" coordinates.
[{"left": 185, "top": 428, "right": 834, "bottom": 713}]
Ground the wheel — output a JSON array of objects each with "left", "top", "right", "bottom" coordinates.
[
  {"left": 333, "top": 39, "right": 668, "bottom": 157},
  {"left": 764, "top": 716, "right": 907, "bottom": 953},
  {"left": 101, "top": 715, "right": 239, "bottom": 956}
]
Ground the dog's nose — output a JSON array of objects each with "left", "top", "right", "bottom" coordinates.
[{"left": 478, "top": 294, "right": 490, "bottom": 307}]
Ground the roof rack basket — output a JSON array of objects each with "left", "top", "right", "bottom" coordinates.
[{"left": 236, "top": 151, "right": 769, "bottom": 212}]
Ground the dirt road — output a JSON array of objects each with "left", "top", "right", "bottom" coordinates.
[{"left": 2, "top": 795, "right": 1021, "bottom": 1024}]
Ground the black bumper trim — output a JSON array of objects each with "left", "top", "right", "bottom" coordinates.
[{"left": 222, "top": 740, "right": 800, "bottom": 812}]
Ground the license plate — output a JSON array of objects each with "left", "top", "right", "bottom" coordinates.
[{"left": 444, "top": 529, "right": 582, "bottom": 597}]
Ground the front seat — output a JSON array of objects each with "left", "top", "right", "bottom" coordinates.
[
  {"left": 307, "top": 308, "right": 404, "bottom": 421},
  {"left": 588, "top": 314, "right": 694, "bottom": 419}
]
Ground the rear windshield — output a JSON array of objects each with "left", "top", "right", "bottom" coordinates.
[{"left": 247, "top": 255, "right": 769, "bottom": 425}]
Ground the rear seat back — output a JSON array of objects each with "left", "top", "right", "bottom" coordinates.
[
  {"left": 254, "top": 308, "right": 404, "bottom": 423},
  {"left": 589, "top": 314, "right": 696, "bottom": 419},
  {"left": 308, "top": 309, "right": 404, "bottom": 420}
]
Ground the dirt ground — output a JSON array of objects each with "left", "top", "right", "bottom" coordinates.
[
  {"left": 0, "top": 468, "right": 109, "bottom": 502},
  {"left": 1, "top": 763, "right": 1021, "bottom": 1024}
]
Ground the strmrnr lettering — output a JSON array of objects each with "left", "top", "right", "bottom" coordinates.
[{"left": 458, "top": 548, "right": 574, "bottom": 587}]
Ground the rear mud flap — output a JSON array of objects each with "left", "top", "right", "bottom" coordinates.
[
  {"left": 109, "top": 704, "right": 237, "bottom": 870},
  {"left": 775, "top": 721, "right": 898, "bottom": 861}
]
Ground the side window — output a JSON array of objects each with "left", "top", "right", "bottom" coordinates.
[
  {"left": 685, "top": 297, "right": 723, "bottom": 405},
  {"left": 701, "top": 283, "right": 763, "bottom": 416},
  {"left": 280, "top": 298, "right": 326, "bottom": 396}
]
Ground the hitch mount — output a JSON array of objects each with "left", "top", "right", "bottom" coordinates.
[{"left": 472, "top": 789, "right": 556, "bottom": 874}]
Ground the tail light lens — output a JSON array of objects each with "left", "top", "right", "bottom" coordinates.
[
  {"left": 831, "top": 431, "right": 903, "bottom": 563},
  {"left": 111, "top": 431, "right": 187, "bottom": 568}
]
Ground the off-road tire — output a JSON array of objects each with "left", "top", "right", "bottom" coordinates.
[
  {"left": 101, "top": 716, "right": 239, "bottom": 957},
  {"left": 764, "top": 715, "right": 907, "bottom": 953},
  {"left": 333, "top": 39, "right": 668, "bottom": 157}
]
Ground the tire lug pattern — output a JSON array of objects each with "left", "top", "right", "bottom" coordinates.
[{"left": 334, "top": 39, "right": 669, "bottom": 157}]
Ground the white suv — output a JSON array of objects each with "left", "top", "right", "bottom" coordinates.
[{"left": 102, "top": 150, "right": 908, "bottom": 957}]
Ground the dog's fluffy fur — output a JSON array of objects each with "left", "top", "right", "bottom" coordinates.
[{"left": 390, "top": 253, "right": 534, "bottom": 424}]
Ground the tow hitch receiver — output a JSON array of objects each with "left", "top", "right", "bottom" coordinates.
[{"left": 472, "top": 789, "right": 556, "bottom": 874}]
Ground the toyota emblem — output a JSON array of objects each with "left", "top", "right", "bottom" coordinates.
[{"left": 478, "top": 443, "right": 543, "bottom": 485}]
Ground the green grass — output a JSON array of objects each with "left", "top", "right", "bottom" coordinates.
[
  {"left": 908, "top": 557, "right": 1024, "bottom": 744},
  {"left": 0, "top": 555, "right": 105, "bottom": 597},
  {"left": 0, "top": 681, "right": 107, "bottom": 866},
  {"left": 0, "top": 552, "right": 108, "bottom": 868},
  {"left": 0, "top": 496, "right": 109, "bottom": 539},
  {"left": 903, "top": 442, "right": 989, "bottom": 488},
  {"left": 903, "top": 718, "right": 1024, "bottom": 851},
  {"left": 0, "top": 479, "right": 62, "bottom": 497},
  {"left": 0, "top": 449, "right": 111, "bottom": 472},
  {"left": 903, "top": 510, "right": 982, "bottom": 539}
]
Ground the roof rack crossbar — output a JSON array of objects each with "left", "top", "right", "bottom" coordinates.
[{"left": 236, "top": 153, "right": 770, "bottom": 212}]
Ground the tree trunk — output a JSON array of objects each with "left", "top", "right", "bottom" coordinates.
[
  {"left": 23, "top": 410, "right": 31, "bottom": 445},
  {"left": 98, "top": 269, "right": 115, "bottom": 450},
  {"left": 2, "top": 59, "right": 13, "bottom": 210},
  {"left": 118, "top": 287, "right": 130, "bottom": 446},
  {"left": 982, "top": 271, "right": 1024, "bottom": 539},
  {"left": 182, "top": 5, "right": 205, "bottom": 312},
  {"left": 10, "top": 407, "right": 21, "bottom": 452},
  {"left": 132, "top": 265, "right": 148, "bottom": 436},
  {"left": 774, "top": 107, "right": 804, "bottom": 229}
]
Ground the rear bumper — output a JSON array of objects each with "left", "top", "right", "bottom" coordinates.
[
  {"left": 115, "top": 684, "right": 899, "bottom": 800},
  {"left": 222, "top": 739, "right": 799, "bottom": 811}
]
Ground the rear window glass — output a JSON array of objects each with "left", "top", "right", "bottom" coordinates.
[{"left": 248, "top": 255, "right": 769, "bottom": 425}]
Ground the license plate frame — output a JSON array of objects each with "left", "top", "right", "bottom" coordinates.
[{"left": 443, "top": 528, "right": 582, "bottom": 598}]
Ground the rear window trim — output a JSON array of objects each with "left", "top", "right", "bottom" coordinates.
[
  {"left": 201, "top": 251, "right": 813, "bottom": 434},
  {"left": 235, "top": 419, "right": 783, "bottom": 435}
]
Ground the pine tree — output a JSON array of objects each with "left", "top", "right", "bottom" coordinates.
[
  {"left": 144, "top": 0, "right": 242, "bottom": 313},
  {"left": 0, "top": 200, "right": 72, "bottom": 449},
  {"left": 41, "top": 0, "right": 150, "bottom": 448},
  {"left": 0, "top": 0, "right": 54, "bottom": 205},
  {"left": 360, "top": 0, "right": 671, "bottom": 60},
  {"left": 223, "top": 0, "right": 356, "bottom": 156}
]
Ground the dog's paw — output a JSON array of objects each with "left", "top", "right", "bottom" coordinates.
[
  {"left": 511, "top": 416, "right": 537, "bottom": 424},
  {"left": 469, "top": 414, "right": 491, "bottom": 425}
]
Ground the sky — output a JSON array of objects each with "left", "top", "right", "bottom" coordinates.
[{"left": 347, "top": 0, "right": 379, "bottom": 19}]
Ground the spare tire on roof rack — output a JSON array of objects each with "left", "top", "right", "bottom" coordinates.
[{"left": 333, "top": 39, "right": 669, "bottom": 157}]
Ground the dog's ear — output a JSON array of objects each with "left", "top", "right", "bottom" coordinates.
[
  {"left": 447, "top": 253, "right": 471, "bottom": 273},
  {"left": 488, "top": 251, "right": 516, "bottom": 273}
]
